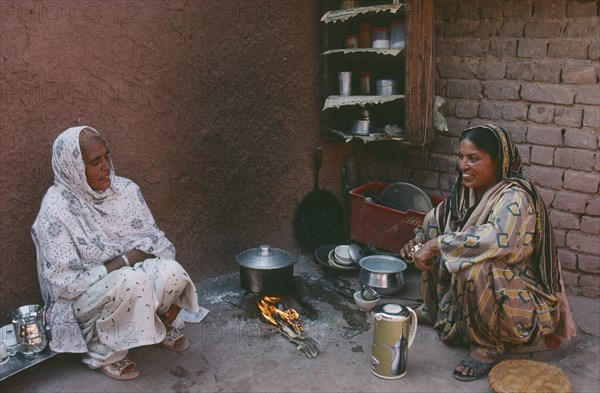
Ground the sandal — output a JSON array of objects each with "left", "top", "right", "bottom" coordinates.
[
  {"left": 98, "top": 357, "right": 140, "bottom": 381},
  {"left": 162, "top": 327, "right": 190, "bottom": 352},
  {"left": 452, "top": 353, "right": 498, "bottom": 382}
]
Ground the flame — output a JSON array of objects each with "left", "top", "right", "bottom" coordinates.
[{"left": 257, "top": 296, "right": 304, "bottom": 331}]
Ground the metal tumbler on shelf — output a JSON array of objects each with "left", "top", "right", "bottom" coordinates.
[
  {"left": 376, "top": 79, "right": 398, "bottom": 96},
  {"left": 338, "top": 72, "right": 352, "bottom": 96}
]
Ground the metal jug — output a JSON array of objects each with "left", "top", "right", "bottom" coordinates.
[
  {"left": 11, "top": 304, "right": 47, "bottom": 359},
  {"left": 370, "top": 303, "right": 418, "bottom": 379}
]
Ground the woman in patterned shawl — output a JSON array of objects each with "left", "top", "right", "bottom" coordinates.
[
  {"left": 400, "top": 124, "right": 576, "bottom": 381},
  {"left": 32, "top": 126, "right": 200, "bottom": 381}
]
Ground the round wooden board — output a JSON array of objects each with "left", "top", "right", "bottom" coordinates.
[{"left": 488, "top": 359, "right": 572, "bottom": 393}]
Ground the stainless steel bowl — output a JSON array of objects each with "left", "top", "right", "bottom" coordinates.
[{"left": 358, "top": 255, "right": 407, "bottom": 296}]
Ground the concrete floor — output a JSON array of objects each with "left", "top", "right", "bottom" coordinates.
[{"left": 1, "top": 256, "right": 599, "bottom": 393}]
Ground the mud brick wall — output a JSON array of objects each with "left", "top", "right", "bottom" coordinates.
[{"left": 430, "top": 0, "right": 599, "bottom": 297}]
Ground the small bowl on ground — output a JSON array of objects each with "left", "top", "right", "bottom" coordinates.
[
  {"left": 361, "top": 285, "right": 380, "bottom": 301},
  {"left": 334, "top": 245, "right": 352, "bottom": 265},
  {"left": 353, "top": 291, "right": 379, "bottom": 311}
]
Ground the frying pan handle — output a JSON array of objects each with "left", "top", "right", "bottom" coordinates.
[
  {"left": 315, "top": 147, "right": 323, "bottom": 171},
  {"left": 314, "top": 147, "right": 323, "bottom": 190}
]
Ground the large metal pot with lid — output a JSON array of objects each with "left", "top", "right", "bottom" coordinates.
[{"left": 236, "top": 244, "right": 296, "bottom": 293}]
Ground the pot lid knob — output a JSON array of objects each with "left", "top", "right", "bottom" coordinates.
[{"left": 259, "top": 244, "right": 271, "bottom": 257}]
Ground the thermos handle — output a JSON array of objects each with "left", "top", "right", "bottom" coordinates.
[{"left": 407, "top": 306, "right": 418, "bottom": 348}]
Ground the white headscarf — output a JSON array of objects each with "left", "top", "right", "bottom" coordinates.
[{"left": 32, "top": 126, "right": 175, "bottom": 352}]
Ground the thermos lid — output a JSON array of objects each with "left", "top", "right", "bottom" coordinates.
[{"left": 372, "top": 303, "right": 409, "bottom": 320}]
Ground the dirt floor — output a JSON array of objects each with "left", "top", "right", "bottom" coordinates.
[{"left": 1, "top": 255, "right": 599, "bottom": 393}]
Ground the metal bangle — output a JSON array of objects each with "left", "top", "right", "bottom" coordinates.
[
  {"left": 121, "top": 253, "right": 131, "bottom": 267},
  {"left": 409, "top": 243, "right": 422, "bottom": 260}
]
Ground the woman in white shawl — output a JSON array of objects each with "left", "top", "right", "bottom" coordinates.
[{"left": 32, "top": 126, "right": 200, "bottom": 381}]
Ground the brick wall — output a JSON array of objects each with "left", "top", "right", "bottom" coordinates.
[{"left": 430, "top": 0, "right": 599, "bottom": 297}]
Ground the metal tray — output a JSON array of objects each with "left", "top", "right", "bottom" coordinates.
[
  {"left": 0, "top": 348, "right": 58, "bottom": 381},
  {"left": 380, "top": 182, "right": 433, "bottom": 213}
]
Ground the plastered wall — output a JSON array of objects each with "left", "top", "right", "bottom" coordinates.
[{"left": 0, "top": 0, "right": 354, "bottom": 319}]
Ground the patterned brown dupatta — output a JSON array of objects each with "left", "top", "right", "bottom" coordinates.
[{"left": 435, "top": 124, "right": 562, "bottom": 294}]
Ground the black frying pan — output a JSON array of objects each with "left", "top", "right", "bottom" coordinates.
[{"left": 294, "top": 147, "right": 343, "bottom": 251}]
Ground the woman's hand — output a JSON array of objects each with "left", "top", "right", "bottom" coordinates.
[
  {"left": 126, "top": 249, "right": 155, "bottom": 265},
  {"left": 104, "top": 256, "right": 126, "bottom": 273},
  {"left": 412, "top": 238, "right": 439, "bottom": 271},
  {"left": 104, "top": 249, "right": 155, "bottom": 273},
  {"left": 400, "top": 239, "right": 418, "bottom": 261}
]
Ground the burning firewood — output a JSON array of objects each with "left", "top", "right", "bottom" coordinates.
[{"left": 257, "top": 296, "right": 320, "bottom": 358}]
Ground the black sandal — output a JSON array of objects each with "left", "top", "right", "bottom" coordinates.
[{"left": 452, "top": 353, "right": 498, "bottom": 382}]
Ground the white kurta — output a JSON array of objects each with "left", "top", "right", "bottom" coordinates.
[{"left": 32, "top": 126, "right": 199, "bottom": 356}]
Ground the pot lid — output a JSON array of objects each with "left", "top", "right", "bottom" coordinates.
[
  {"left": 372, "top": 303, "right": 409, "bottom": 320},
  {"left": 236, "top": 244, "right": 295, "bottom": 270}
]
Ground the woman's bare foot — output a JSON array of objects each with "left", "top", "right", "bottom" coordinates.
[{"left": 160, "top": 304, "right": 181, "bottom": 327}]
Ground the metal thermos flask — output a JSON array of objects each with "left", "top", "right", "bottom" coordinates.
[{"left": 370, "top": 303, "right": 418, "bottom": 379}]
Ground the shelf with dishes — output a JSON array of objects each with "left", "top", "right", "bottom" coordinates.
[
  {"left": 322, "top": 97, "right": 406, "bottom": 143},
  {"left": 319, "top": 0, "right": 435, "bottom": 145},
  {"left": 320, "top": 2, "right": 409, "bottom": 143}
]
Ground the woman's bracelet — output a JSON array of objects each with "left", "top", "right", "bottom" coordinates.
[
  {"left": 409, "top": 243, "right": 422, "bottom": 259},
  {"left": 121, "top": 253, "right": 131, "bottom": 267}
]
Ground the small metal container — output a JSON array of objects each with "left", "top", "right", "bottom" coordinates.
[
  {"left": 11, "top": 304, "right": 47, "bottom": 359},
  {"left": 360, "top": 70, "right": 373, "bottom": 94},
  {"left": 352, "top": 109, "right": 371, "bottom": 135},
  {"left": 376, "top": 79, "right": 398, "bottom": 96},
  {"left": 352, "top": 119, "right": 371, "bottom": 135},
  {"left": 361, "top": 285, "right": 380, "bottom": 301},
  {"left": 338, "top": 72, "right": 352, "bottom": 96}
]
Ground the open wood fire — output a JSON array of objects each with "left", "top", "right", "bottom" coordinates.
[{"left": 257, "top": 296, "right": 320, "bottom": 358}]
